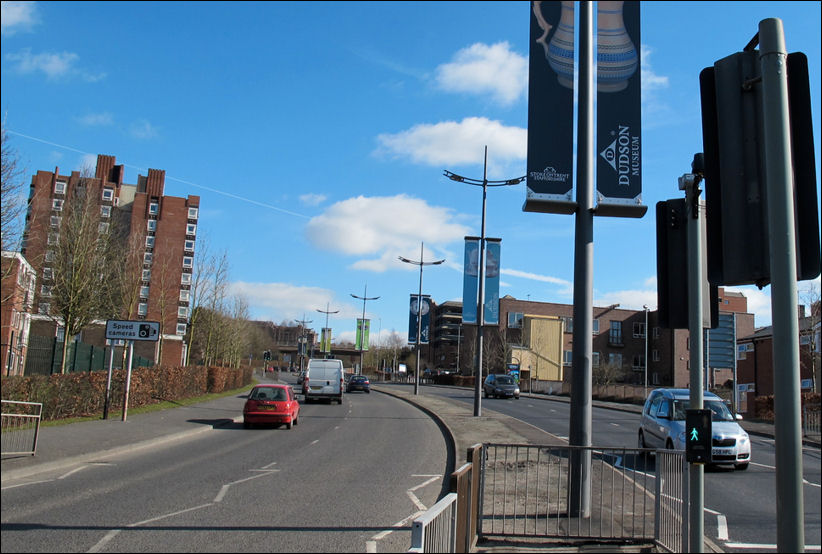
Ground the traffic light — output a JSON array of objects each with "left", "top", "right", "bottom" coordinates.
[
  {"left": 263, "top": 350, "right": 271, "bottom": 362},
  {"left": 685, "top": 409, "right": 712, "bottom": 464},
  {"left": 700, "top": 51, "right": 820, "bottom": 288}
]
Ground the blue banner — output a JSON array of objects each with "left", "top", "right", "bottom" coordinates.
[
  {"left": 462, "top": 237, "right": 480, "bottom": 324},
  {"left": 484, "top": 239, "right": 501, "bottom": 325},
  {"left": 408, "top": 295, "right": 431, "bottom": 344}
]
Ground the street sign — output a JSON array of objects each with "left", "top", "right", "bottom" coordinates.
[
  {"left": 105, "top": 320, "right": 160, "bottom": 342},
  {"left": 685, "top": 408, "right": 712, "bottom": 464}
]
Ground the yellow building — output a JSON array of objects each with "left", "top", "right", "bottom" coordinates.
[{"left": 516, "top": 314, "right": 564, "bottom": 381}]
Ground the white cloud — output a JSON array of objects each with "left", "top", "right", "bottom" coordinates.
[
  {"left": 1, "top": 1, "right": 38, "bottom": 36},
  {"left": 77, "top": 112, "right": 114, "bottom": 126},
  {"left": 594, "top": 289, "right": 658, "bottom": 311},
  {"left": 5, "top": 47, "right": 105, "bottom": 81},
  {"left": 435, "top": 42, "right": 527, "bottom": 106},
  {"left": 375, "top": 117, "right": 526, "bottom": 169},
  {"left": 305, "top": 194, "right": 470, "bottom": 272},
  {"left": 130, "top": 119, "right": 158, "bottom": 140},
  {"left": 299, "top": 193, "right": 327, "bottom": 207}
]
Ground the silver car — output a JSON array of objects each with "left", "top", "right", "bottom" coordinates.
[{"left": 638, "top": 388, "right": 751, "bottom": 470}]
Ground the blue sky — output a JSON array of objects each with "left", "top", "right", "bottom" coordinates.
[{"left": 2, "top": 1, "right": 820, "bottom": 346}]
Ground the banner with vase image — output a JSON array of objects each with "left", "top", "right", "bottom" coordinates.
[{"left": 595, "top": 0, "right": 646, "bottom": 218}]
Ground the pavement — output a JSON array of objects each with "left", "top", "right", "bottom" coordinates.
[{"left": 2, "top": 376, "right": 818, "bottom": 552}]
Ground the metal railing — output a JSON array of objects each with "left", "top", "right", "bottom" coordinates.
[
  {"left": 1, "top": 400, "right": 43, "bottom": 456},
  {"left": 409, "top": 493, "right": 458, "bottom": 553},
  {"left": 803, "top": 404, "right": 821, "bottom": 440},
  {"left": 654, "top": 450, "right": 690, "bottom": 553}
]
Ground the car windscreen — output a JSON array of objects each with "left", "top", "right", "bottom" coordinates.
[
  {"left": 672, "top": 399, "right": 734, "bottom": 421},
  {"left": 496, "top": 376, "right": 515, "bottom": 385}
]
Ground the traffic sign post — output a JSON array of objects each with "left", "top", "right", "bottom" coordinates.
[
  {"left": 105, "top": 320, "right": 160, "bottom": 422},
  {"left": 685, "top": 409, "right": 712, "bottom": 464}
]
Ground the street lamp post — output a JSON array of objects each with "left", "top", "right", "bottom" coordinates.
[
  {"left": 316, "top": 302, "right": 339, "bottom": 359},
  {"left": 445, "top": 146, "right": 524, "bottom": 417},
  {"left": 295, "top": 314, "right": 312, "bottom": 372},
  {"left": 399, "top": 242, "right": 445, "bottom": 395},
  {"left": 643, "top": 305, "right": 649, "bottom": 397},
  {"left": 351, "top": 284, "right": 379, "bottom": 374}
]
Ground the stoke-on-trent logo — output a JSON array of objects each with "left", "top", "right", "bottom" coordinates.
[{"left": 529, "top": 166, "right": 570, "bottom": 183}]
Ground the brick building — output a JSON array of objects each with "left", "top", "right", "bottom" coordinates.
[
  {"left": 1, "top": 252, "right": 37, "bottom": 375},
  {"left": 20, "top": 154, "right": 199, "bottom": 367}
]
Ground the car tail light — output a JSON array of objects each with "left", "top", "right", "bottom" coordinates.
[{"left": 245, "top": 400, "right": 257, "bottom": 412}]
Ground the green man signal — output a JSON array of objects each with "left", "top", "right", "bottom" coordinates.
[{"left": 685, "top": 408, "right": 712, "bottom": 464}]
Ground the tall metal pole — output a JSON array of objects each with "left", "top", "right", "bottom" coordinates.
[
  {"left": 684, "top": 174, "right": 704, "bottom": 553},
  {"left": 644, "top": 305, "right": 649, "bottom": 397},
  {"left": 295, "top": 314, "right": 312, "bottom": 372},
  {"left": 568, "top": 0, "right": 594, "bottom": 518},
  {"left": 399, "top": 243, "right": 445, "bottom": 396},
  {"left": 445, "top": 149, "right": 524, "bottom": 417},
  {"left": 351, "top": 284, "right": 379, "bottom": 374},
  {"left": 760, "top": 18, "right": 804, "bottom": 553}
]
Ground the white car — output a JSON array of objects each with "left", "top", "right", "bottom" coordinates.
[{"left": 638, "top": 388, "right": 751, "bottom": 470}]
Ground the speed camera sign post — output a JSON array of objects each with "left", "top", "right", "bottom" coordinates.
[{"left": 105, "top": 320, "right": 160, "bottom": 421}]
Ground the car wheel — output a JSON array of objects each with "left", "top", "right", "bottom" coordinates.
[
  {"left": 666, "top": 438, "right": 674, "bottom": 450},
  {"left": 484, "top": 389, "right": 489, "bottom": 398},
  {"left": 286, "top": 416, "right": 293, "bottom": 429},
  {"left": 515, "top": 395, "right": 520, "bottom": 400},
  {"left": 365, "top": 389, "right": 370, "bottom": 393},
  {"left": 638, "top": 430, "right": 647, "bottom": 448},
  {"left": 735, "top": 463, "right": 749, "bottom": 471}
]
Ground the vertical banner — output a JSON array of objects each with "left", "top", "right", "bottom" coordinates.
[
  {"left": 524, "top": 1, "right": 576, "bottom": 214},
  {"left": 595, "top": 0, "right": 645, "bottom": 217},
  {"left": 462, "top": 237, "right": 480, "bottom": 324},
  {"left": 484, "top": 239, "right": 502, "bottom": 325},
  {"left": 356, "top": 319, "right": 370, "bottom": 351},
  {"left": 320, "top": 328, "right": 331, "bottom": 353},
  {"left": 408, "top": 295, "right": 431, "bottom": 344}
]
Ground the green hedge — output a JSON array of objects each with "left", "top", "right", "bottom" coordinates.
[{"left": 0, "top": 365, "right": 253, "bottom": 421}]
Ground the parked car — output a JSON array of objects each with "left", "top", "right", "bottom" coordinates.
[
  {"left": 243, "top": 384, "right": 300, "bottom": 429},
  {"left": 302, "top": 358, "right": 344, "bottom": 404},
  {"left": 483, "top": 373, "right": 520, "bottom": 399},
  {"left": 346, "top": 375, "right": 371, "bottom": 393},
  {"left": 638, "top": 388, "right": 751, "bottom": 470}
]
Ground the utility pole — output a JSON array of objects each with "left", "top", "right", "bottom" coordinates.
[
  {"left": 351, "top": 284, "right": 379, "bottom": 375},
  {"left": 295, "top": 314, "right": 312, "bottom": 371}
]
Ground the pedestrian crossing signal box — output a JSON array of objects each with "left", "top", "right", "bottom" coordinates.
[{"left": 686, "top": 409, "right": 712, "bottom": 464}]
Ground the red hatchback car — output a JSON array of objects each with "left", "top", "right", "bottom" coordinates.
[{"left": 243, "top": 384, "right": 300, "bottom": 429}]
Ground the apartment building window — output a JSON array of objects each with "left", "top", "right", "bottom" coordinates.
[
  {"left": 52, "top": 199, "right": 64, "bottom": 211},
  {"left": 149, "top": 202, "right": 159, "bottom": 215},
  {"left": 39, "top": 303, "right": 50, "bottom": 315},
  {"left": 562, "top": 316, "right": 573, "bottom": 333},
  {"left": 102, "top": 187, "right": 114, "bottom": 201},
  {"left": 182, "top": 256, "right": 193, "bottom": 269},
  {"left": 147, "top": 220, "right": 157, "bottom": 232},
  {"left": 653, "top": 326, "right": 660, "bottom": 339},
  {"left": 592, "top": 352, "right": 600, "bottom": 367},
  {"left": 98, "top": 222, "right": 109, "bottom": 233},
  {"left": 43, "top": 267, "right": 53, "bottom": 280},
  {"left": 609, "top": 321, "right": 623, "bottom": 345},
  {"left": 179, "top": 290, "right": 190, "bottom": 303},
  {"left": 592, "top": 319, "right": 599, "bottom": 333},
  {"left": 184, "top": 240, "right": 195, "bottom": 252},
  {"left": 50, "top": 216, "right": 61, "bottom": 227},
  {"left": 143, "top": 253, "right": 153, "bottom": 265},
  {"left": 633, "top": 322, "right": 646, "bottom": 338},
  {"left": 609, "top": 353, "right": 623, "bottom": 368},
  {"left": 45, "top": 250, "right": 55, "bottom": 262},
  {"left": 632, "top": 354, "right": 645, "bottom": 370},
  {"left": 177, "top": 306, "right": 189, "bottom": 318},
  {"left": 508, "top": 312, "right": 523, "bottom": 328},
  {"left": 47, "top": 232, "right": 59, "bottom": 245},
  {"left": 40, "top": 285, "right": 52, "bottom": 297},
  {"left": 145, "top": 236, "right": 155, "bottom": 248},
  {"left": 54, "top": 180, "right": 67, "bottom": 194},
  {"left": 188, "top": 207, "right": 199, "bottom": 219},
  {"left": 176, "top": 323, "right": 187, "bottom": 336},
  {"left": 140, "top": 286, "right": 149, "bottom": 299},
  {"left": 186, "top": 223, "right": 197, "bottom": 236},
  {"left": 181, "top": 273, "right": 191, "bottom": 285},
  {"left": 138, "top": 303, "right": 148, "bottom": 316},
  {"left": 563, "top": 350, "right": 572, "bottom": 366},
  {"left": 652, "top": 349, "right": 660, "bottom": 362},
  {"left": 100, "top": 205, "right": 111, "bottom": 218},
  {"left": 142, "top": 269, "right": 151, "bottom": 281}
]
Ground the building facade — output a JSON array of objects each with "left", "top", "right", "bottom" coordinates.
[
  {"left": 20, "top": 154, "right": 199, "bottom": 368},
  {"left": 1, "top": 252, "right": 36, "bottom": 376}
]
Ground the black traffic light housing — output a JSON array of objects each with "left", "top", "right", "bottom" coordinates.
[
  {"left": 685, "top": 408, "right": 713, "bottom": 464},
  {"left": 700, "top": 50, "right": 820, "bottom": 288}
]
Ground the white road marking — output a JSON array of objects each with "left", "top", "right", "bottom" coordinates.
[
  {"left": 58, "top": 466, "right": 89, "bottom": 479},
  {"left": 724, "top": 542, "right": 821, "bottom": 551},
  {"left": 1, "top": 479, "right": 53, "bottom": 490}
]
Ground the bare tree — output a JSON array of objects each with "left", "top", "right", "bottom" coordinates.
[
  {"left": 594, "top": 355, "right": 627, "bottom": 387},
  {"left": 799, "top": 280, "right": 821, "bottom": 394},
  {"left": 185, "top": 235, "right": 215, "bottom": 365},
  {"left": 49, "top": 175, "right": 123, "bottom": 373},
  {"left": 1, "top": 124, "right": 27, "bottom": 254}
]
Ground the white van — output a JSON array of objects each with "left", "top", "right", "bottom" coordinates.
[{"left": 302, "top": 358, "right": 344, "bottom": 404}]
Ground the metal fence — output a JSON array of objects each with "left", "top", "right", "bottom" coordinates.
[
  {"left": 23, "top": 336, "right": 152, "bottom": 375},
  {"left": 804, "top": 404, "right": 821, "bottom": 440},
  {"left": 409, "top": 492, "right": 458, "bottom": 553},
  {"left": 1, "top": 400, "right": 43, "bottom": 456},
  {"left": 654, "top": 450, "right": 689, "bottom": 553}
]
